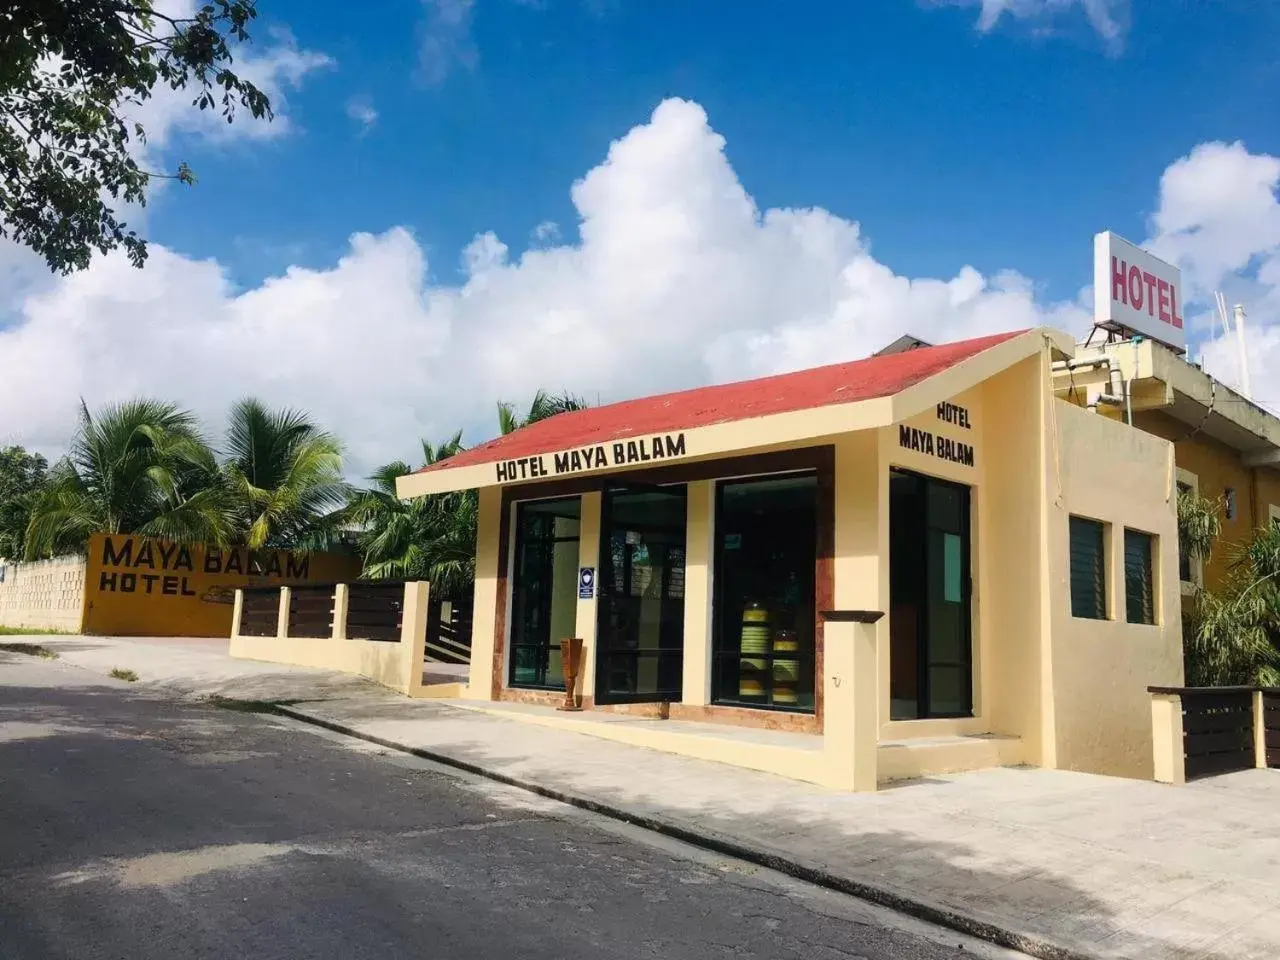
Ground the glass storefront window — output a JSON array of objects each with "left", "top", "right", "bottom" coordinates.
[
  {"left": 509, "top": 497, "right": 581, "bottom": 689},
  {"left": 712, "top": 474, "right": 817, "bottom": 712}
]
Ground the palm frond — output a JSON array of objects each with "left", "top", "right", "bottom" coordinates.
[{"left": 1177, "top": 490, "right": 1222, "bottom": 565}]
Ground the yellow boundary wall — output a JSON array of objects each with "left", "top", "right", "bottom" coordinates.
[{"left": 229, "top": 582, "right": 431, "bottom": 697}]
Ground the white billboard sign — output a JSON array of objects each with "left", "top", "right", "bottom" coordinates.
[{"left": 1093, "top": 231, "right": 1186, "bottom": 353}]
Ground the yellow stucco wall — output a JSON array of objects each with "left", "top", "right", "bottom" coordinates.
[
  {"left": 230, "top": 632, "right": 412, "bottom": 691},
  {"left": 880, "top": 381, "right": 986, "bottom": 742},
  {"left": 229, "top": 581, "right": 431, "bottom": 695},
  {"left": 82, "top": 533, "right": 362, "bottom": 637},
  {"left": 680, "top": 480, "right": 714, "bottom": 706},
  {"left": 1047, "top": 401, "right": 1183, "bottom": 779},
  {"left": 465, "top": 486, "right": 504, "bottom": 699},
  {"left": 573, "top": 491, "right": 602, "bottom": 701},
  {"left": 973, "top": 354, "right": 1051, "bottom": 765},
  {"left": 456, "top": 332, "right": 1183, "bottom": 786}
]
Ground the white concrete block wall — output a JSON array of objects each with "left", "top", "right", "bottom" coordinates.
[{"left": 0, "top": 555, "right": 86, "bottom": 632}]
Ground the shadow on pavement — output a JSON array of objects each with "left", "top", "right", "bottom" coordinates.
[
  {"left": 0, "top": 677, "right": 1261, "bottom": 960},
  {"left": 0, "top": 678, "right": 1048, "bottom": 960},
  {"left": 275, "top": 696, "right": 1261, "bottom": 960}
]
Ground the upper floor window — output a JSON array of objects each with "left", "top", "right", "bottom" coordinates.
[
  {"left": 1069, "top": 515, "right": 1107, "bottom": 620},
  {"left": 1176, "top": 469, "right": 1203, "bottom": 594},
  {"left": 1124, "top": 529, "right": 1156, "bottom": 625}
]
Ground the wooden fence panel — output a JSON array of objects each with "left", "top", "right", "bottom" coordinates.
[
  {"left": 288, "top": 585, "right": 336, "bottom": 637},
  {"left": 346, "top": 583, "right": 403, "bottom": 642},
  {"left": 239, "top": 589, "right": 280, "bottom": 638},
  {"left": 1264, "top": 689, "right": 1280, "bottom": 769},
  {"left": 1181, "top": 689, "right": 1255, "bottom": 780},
  {"left": 424, "top": 599, "right": 473, "bottom": 664}
]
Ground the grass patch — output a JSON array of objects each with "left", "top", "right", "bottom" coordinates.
[
  {"left": 0, "top": 625, "right": 67, "bottom": 636},
  {"left": 0, "top": 642, "right": 59, "bottom": 660},
  {"left": 109, "top": 668, "right": 139, "bottom": 682},
  {"left": 204, "top": 695, "right": 304, "bottom": 714}
]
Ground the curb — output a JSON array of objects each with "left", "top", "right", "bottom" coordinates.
[{"left": 272, "top": 704, "right": 1089, "bottom": 960}]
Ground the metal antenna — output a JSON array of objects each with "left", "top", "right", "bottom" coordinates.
[{"left": 1233, "top": 302, "right": 1252, "bottom": 400}]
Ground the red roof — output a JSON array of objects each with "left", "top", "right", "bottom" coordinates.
[{"left": 420, "top": 330, "right": 1025, "bottom": 474}]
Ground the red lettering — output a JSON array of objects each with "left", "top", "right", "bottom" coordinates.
[
  {"left": 1142, "top": 272, "right": 1158, "bottom": 315},
  {"left": 1170, "top": 285, "right": 1183, "bottom": 329},
  {"left": 1111, "top": 257, "right": 1127, "bottom": 305},
  {"left": 1157, "top": 279, "right": 1171, "bottom": 323},
  {"left": 1128, "top": 266, "right": 1144, "bottom": 310}
]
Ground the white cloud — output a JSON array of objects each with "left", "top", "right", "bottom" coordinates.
[
  {"left": 531, "top": 220, "right": 560, "bottom": 244},
  {"left": 0, "top": 2, "right": 331, "bottom": 345},
  {"left": 0, "top": 98, "right": 1096, "bottom": 474},
  {"left": 933, "top": 0, "right": 1127, "bottom": 47},
  {"left": 1144, "top": 141, "right": 1280, "bottom": 406},
  {"left": 345, "top": 96, "right": 379, "bottom": 134},
  {"left": 125, "top": 27, "right": 332, "bottom": 165},
  {"left": 1147, "top": 141, "right": 1280, "bottom": 299},
  {"left": 8, "top": 4, "right": 330, "bottom": 204},
  {"left": 418, "top": 0, "right": 478, "bottom": 86}
]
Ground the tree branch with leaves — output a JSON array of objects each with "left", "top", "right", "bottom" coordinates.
[{"left": 0, "top": 0, "right": 273, "bottom": 273}]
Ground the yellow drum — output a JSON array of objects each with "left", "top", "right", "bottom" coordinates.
[
  {"left": 740, "top": 602, "right": 769, "bottom": 698},
  {"left": 772, "top": 629, "right": 800, "bottom": 705}
]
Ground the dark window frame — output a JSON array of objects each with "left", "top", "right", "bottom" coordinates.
[
  {"left": 507, "top": 496, "right": 582, "bottom": 691},
  {"left": 1176, "top": 481, "right": 1194, "bottom": 585},
  {"left": 1124, "top": 528, "right": 1156, "bottom": 625},
  {"left": 1069, "top": 515, "right": 1108, "bottom": 621},
  {"left": 710, "top": 470, "right": 819, "bottom": 714},
  {"left": 889, "top": 468, "right": 975, "bottom": 721},
  {"left": 492, "top": 445, "right": 834, "bottom": 716},
  {"left": 593, "top": 484, "right": 688, "bottom": 705}
]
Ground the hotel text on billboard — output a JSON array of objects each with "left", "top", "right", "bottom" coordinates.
[{"left": 1093, "top": 231, "right": 1186, "bottom": 353}]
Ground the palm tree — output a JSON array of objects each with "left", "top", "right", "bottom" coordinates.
[
  {"left": 1184, "top": 530, "right": 1280, "bottom": 687},
  {"left": 24, "top": 399, "right": 230, "bottom": 558},
  {"left": 1177, "top": 488, "right": 1221, "bottom": 573},
  {"left": 349, "top": 433, "right": 477, "bottom": 597},
  {"left": 220, "top": 398, "right": 350, "bottom": 550},
  {"left": 352, "top": 392, "right": 589, "bottom": 596},
  {"left": 497, "top": 390, "right": 588, "bottom": 435},
  {"left": 1180, "top": 493, "right": 1280, "bottom": 687}
]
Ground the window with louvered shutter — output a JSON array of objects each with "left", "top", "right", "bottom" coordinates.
[
  {"left": 1069, "top": 516, "right": 1107, "bottom": 620},
  {"left": 1124, "top": 529, "right": 1155, "bottom": 625}
]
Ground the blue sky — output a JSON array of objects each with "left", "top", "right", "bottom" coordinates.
[
  {"left": 4, "top": 0, "right": 1280, "bottom": 470},
  {"left": 152, "top": 0, "right": 1279, "bottom": 299}
]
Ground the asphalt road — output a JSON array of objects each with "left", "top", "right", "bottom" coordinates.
[{"left": 0, "top": 653, "right": 1022, "bottom": 960}]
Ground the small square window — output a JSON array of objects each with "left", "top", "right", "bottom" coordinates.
[
  {"left": 1124, "top": 529, "right": 1156, "bottom": 625},
  {"left": 1069, "top": 516, "right": 1107, "bottom": 620}
]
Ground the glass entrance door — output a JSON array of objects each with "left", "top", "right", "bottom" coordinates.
[
  {"left": 889, "top": 469, "right": 972, "bottom": 719},
  {"left": 509, "top": 497, "right": 581, "bottom": 689},
  {"left": 594, "top": 486, "right": 687, "bottom": 704}
]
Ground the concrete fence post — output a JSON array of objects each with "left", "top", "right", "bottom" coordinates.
[
  {"left": 1150, "top": 693, "right": 1186, "bottom": 784},
  {"left": 1255, "top": 690, "right": 1267, "bottom": 769},
  {"left": 399, "top": 581, "right": 431, "bottom": 697},
  {"left": 821, "top": 614, "right": 880, "bottom": 792},
  {"left": 277, "top": 586, "right": 291, "bottom": 640},
  {"left": 231, "top": 588, "right": 245, "bottom": 639},
  {"left": 332, "top": 583, "right": 349, "bottom": 641}
]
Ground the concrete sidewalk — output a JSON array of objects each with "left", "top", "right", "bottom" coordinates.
[{"left": 12, "top": 635, "right": 1280, "bottom": 960}]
